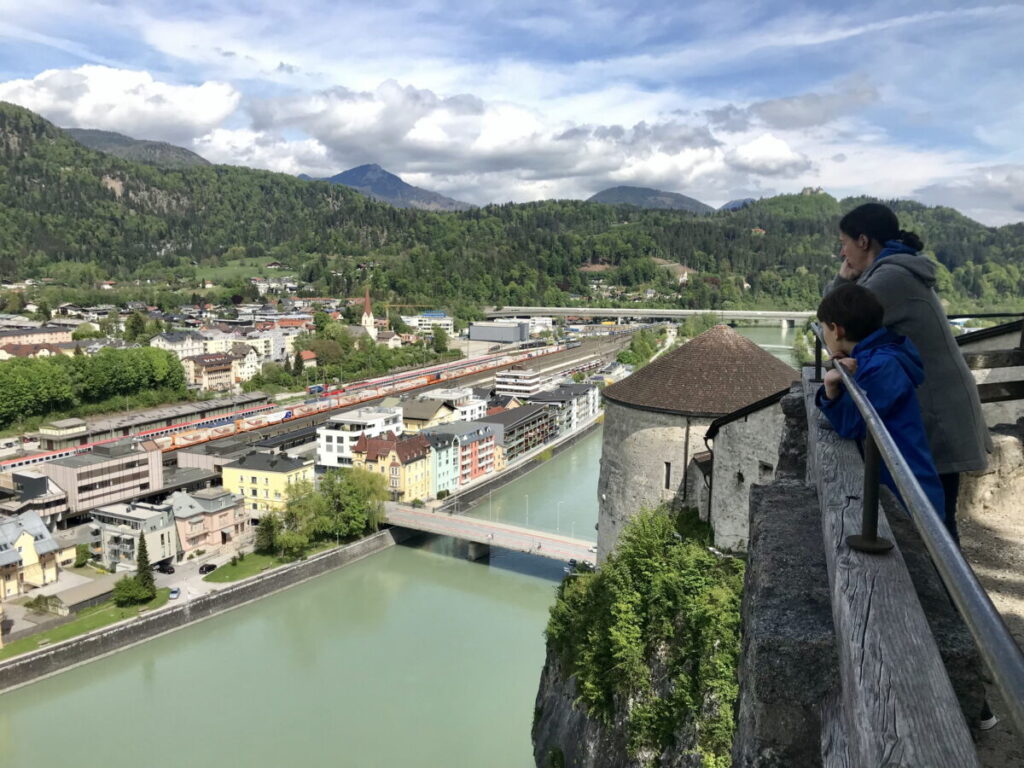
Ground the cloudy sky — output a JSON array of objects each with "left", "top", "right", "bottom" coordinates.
[{"left": 1, "top": 0, "right": 1022, "bottom": 224}]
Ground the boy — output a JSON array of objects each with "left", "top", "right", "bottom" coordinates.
[{"left": 815, "top": 283, "right": 948, "bottom": 531}]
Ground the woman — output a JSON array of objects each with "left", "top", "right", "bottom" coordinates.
[{"left": 830, "top": 202, "right": 990, "bottom": 543}]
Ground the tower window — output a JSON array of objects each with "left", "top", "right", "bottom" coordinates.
[{"left": 664, "top": 461, "right": 672, "bottom": 490}]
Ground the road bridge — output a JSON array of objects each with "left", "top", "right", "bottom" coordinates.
[
  {"left": 483, "top": 306, "right": 814, "bottom": 324},
  {"left": 385, "top": 505, "right": 593, "bottom": 563}
]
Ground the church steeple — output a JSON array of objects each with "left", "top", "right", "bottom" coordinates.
[{"left": 360, "top": 285, "right": 377, "bottom": 341}]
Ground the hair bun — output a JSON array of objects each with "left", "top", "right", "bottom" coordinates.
[{"left": 897, "top": 229, "right": 924, "bottom": 251}]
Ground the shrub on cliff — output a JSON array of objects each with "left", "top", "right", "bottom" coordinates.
[{"left": 545, "top": 506, "right": 744, "bottom": 767}]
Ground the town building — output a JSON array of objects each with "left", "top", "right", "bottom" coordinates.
[
  {"left": 151, "top": 331, "right": 205, "bottom": 360},
  {"left": 351, "top": 432, "right": 432, "bottom": 502},
  {"left": 419, "top": 431, "right": 459, "bottom": 498},
  {"left": 526, "top": 384, "right": 600, "bottom": 436},
  {"left": 0, "top": 470, "right": 70, "bottom": 530},
  {"left": 0, "top": 511, "right": 59, "bottom": 600},
  {"left": 316, "top": 406, "right": 404, "bottom": 468},
  {"left": 417, "top": 388, "right": 488, "bottom": 422},
  {"left": 91, "top": 500, "right": 178, "bottom": 572},
  {"left": 478, "top": 404, "right": 555, "bottom": 464},
  {"left": 36, "top": 440, "right": 164, "bottom": 519},
  {"left": 222, "top": 452, "right": 314, "bottom": 516},
  {"left": 597, "top": 325, "right": 797, "bottom": 560},
  {"left": 495, "top": 367, "right": 543, "bottom": 398},
  {"left": 421, "top": 422, "right": 497, "bottom": 487},
  {"left": 400, "top": 311, "right": 455, "bottom": 335},
  {"left": 469, "top": 321, "right": 531, "bottom": 344},
  {"left": 0, "top": 325, "right": 73, "bottom": 346},
  {"left": 400, "top": 399, "right": 458, "bottom": 434},
  {"left": 168, "top": 487, "right": 250, "bottom": 561},
  {"left": 299, "top": 349, "right": 318, "bottom": 368},
  {"left": 182, "top": 353, "right": 236, "bottom": 392}
]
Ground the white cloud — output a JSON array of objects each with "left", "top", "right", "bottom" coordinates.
[
  {"left": 726, "top": 134, "right": 811, "bottom": 177},
  {"left": 915, "top": 165, "right": 1024, "bottom": 227},
  {"left": 0, "top": 65, "right": 239, "bottom": 144}
]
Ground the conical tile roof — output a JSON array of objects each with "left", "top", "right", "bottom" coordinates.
[{"left": 603, "top": 325, "right": 797, "bottom": 417}]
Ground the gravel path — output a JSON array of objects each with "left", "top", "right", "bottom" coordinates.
[{"left": 960, "top": 444, "right": 1024, "bottom": 768}]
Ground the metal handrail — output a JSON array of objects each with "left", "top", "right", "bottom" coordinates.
[{"left": 811, "top": 323, "right": 1024, "bottom": 735}]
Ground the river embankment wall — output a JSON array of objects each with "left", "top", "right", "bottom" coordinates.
[{"left": 0, "top": 528, "right": 409, "bottom": 695}]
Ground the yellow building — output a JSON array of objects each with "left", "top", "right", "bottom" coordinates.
[
  {"left": 0, "top": 511, "right": 59, "bottom": 601},
  {"left": 352, "top": 432, "right": 432, "bottom": 503},
  {"left": 399, "top": 400, "right": 458, "bottom": 434},
  {"left": 222, "top": 452, "right": 314, "bottom": 516}
]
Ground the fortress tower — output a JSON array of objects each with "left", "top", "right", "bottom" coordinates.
[{"left": 596, "top": 325, "right": 796, "bottom": 560}]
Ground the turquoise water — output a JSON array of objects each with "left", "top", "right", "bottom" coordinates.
[{"left": 0, "top": 429, "right": 605, "bottom": 768}]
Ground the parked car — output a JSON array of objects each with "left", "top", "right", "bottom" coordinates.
[
  {"left": 156, "top": 562, "right": 175, "bottom": 574},
  {"left": 198, "top": 563, "right": 217, "bottom": 575},
  {"left": 169, "top": 588, "right": 181, "bottom": 600}
]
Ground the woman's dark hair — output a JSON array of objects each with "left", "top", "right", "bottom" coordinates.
[
  {"left": 839, "top": 202, "right": 924, "bottom": 251},
  {"left": 817, "top": 284, "right": 884, "bottom": 342}
]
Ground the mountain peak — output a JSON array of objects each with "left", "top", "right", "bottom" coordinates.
[
  {"left": 64, "top": 127, "right": 210, "bottom": 169},
  {"left": 587, "top": 185, "right": 713, "bottom": 214},
  {"left": 306, "top": 164, "right": 473, "bottom": 212}
]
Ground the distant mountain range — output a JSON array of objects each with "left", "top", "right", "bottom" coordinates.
[
  {"left": 64, "top": 128, "right": 210, "bottom": 170},
  {"left": 587, "top": 185, "right": 715, "bottom": 214},
  {"left": 301, "top": 164, "right": 473, "bottom": 211}
]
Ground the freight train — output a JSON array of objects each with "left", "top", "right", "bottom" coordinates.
[{"left": 0, "top": 343, "right": 573, "bottom": 472}]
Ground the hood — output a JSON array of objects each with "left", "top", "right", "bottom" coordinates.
[
  {"left": 855, "top": 328, "right": 925, "bottom": 387},
  {"left": 862, "top": 252, "right": 937, "bottom": 288}
]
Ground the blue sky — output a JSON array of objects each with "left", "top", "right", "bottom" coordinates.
[{"left": 1, "top": 0, "right": 1022, "bottom": 223}]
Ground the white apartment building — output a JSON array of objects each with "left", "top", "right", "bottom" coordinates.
[
  {"left": 151, "top": 331, "right": 205, "bottom": 360},
  {"left": 418, "top": 388, "right": 487, "bottom": 422},
  {"left": 401, "top": 312, "right": 455, "bottom": 335},
  {"left": 317, "top": 406, "right": 404, "bottom": 468},
  {"left": 495, "top": 367, "right": 543, "bottom": 398}
]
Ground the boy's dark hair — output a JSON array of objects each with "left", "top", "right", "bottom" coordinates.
[{"left": 817, "top": 284, "right": 884, "bottom": 342}]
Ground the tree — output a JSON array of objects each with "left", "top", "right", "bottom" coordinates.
[
  {"left": 255, "top": 511, "right": 281, "bottom": 554},
  {"left": 113, "top": 575, "right": 152, "bottom": 607},
  {"left": 432, "top": 326, "right": 448, "bottom": 353},
  {"left": 124, "top": 311, "right": 147, "bottom": 342},
  {"left": 318, "top": 468, "right": 388, "bottom": 538},
  {"left": 73, "top": 543, "right": 91, "bottom": 567},
  {"left": 293, "top": 351, "right": 305, "bottom": 376},
  {"left": 135, "top": 533, "right": 156, "bottom": 598}
]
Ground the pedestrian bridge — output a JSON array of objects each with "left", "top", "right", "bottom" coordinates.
[{"left": 384, "top": 505, "right": 594, "bottom": 563}]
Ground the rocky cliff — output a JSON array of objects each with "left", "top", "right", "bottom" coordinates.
[{"left": 532, "top": 508, "right": 743, "bottom": 768}]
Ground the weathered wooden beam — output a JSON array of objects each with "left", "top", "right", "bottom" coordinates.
[
  {"left": 976, "top": 379, "right": 1024, "bottom": 404},
  {"left": 802, "top": 370, "right": 979, "bottom": 768},
  {"left": 962, "top": 348, "right": 1024, "bottom": 370}
]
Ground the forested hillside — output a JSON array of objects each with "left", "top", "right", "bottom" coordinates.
[{"left": 1, "top": 102, "right": 1022, "bottom": 312}]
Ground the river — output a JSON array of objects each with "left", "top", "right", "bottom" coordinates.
[{"left": 0, "top": 329, "right": 793, "bottom": 768}]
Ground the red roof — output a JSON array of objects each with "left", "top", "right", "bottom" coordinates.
[
  {"left": 299, "top": 350, "right": 317, "bottom": 361},
  {"left": 352, "top": 431, "right": 430, "bottom": 464}
]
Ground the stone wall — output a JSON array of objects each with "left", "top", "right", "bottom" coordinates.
[
  {"left": 709, "top": 405, "right": 784, "bottom": 552},
  {"left": 596, "top": 400, "right": 708, "bottom": 562},
  {"left": 0, "top": 529, "right": 404, "bottom": 695},
  {"left": 733, "top": 387, "right": 984, "bottom": 764}
]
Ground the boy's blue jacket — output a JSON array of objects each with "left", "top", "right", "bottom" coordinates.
[{"left": 815, "top": 328, "right": 947, "bottom": 522}]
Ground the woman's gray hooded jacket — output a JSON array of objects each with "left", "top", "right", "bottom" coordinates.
[{"left": 830, "top": 254, "right": 991, "bottom": 474}]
